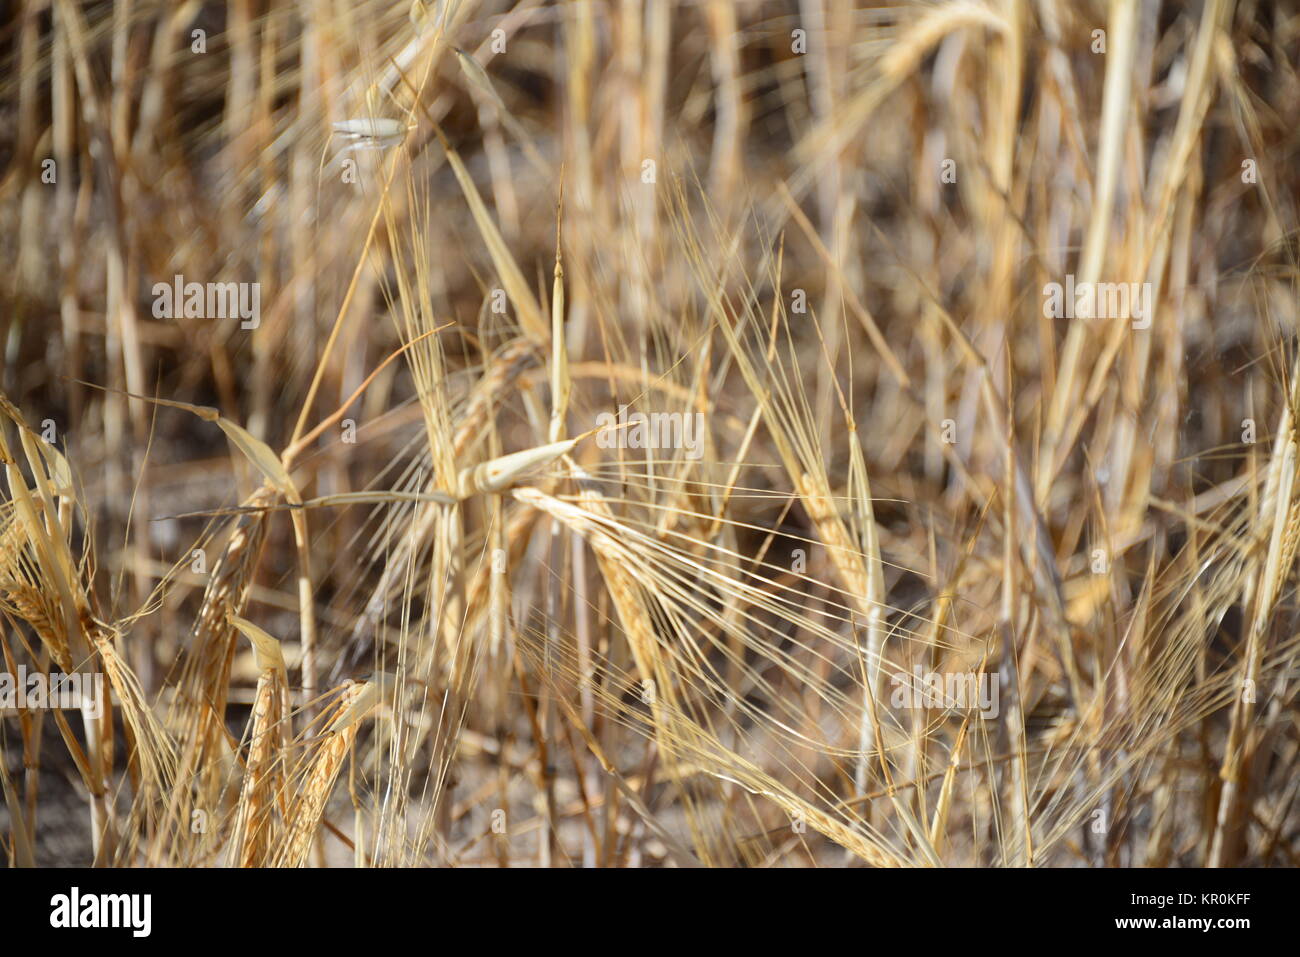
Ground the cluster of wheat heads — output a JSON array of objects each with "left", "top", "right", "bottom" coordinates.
[{"left": 1, "top": 0, "right": 1298, "bottom": 867}]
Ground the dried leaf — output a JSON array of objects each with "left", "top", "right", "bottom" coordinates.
[
  {"left": 230, "top": 615, "right": 286, "bottom": 674},
  {"left": 213, "top": 419, "right": 299, "bottom": 502},
  {"left": 457, "top": 437, "right": 577, "bottom": 497}
]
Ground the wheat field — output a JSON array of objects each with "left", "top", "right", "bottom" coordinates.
[{"left": 0, "top": 0, "right": 1298, "bottom": 868}]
